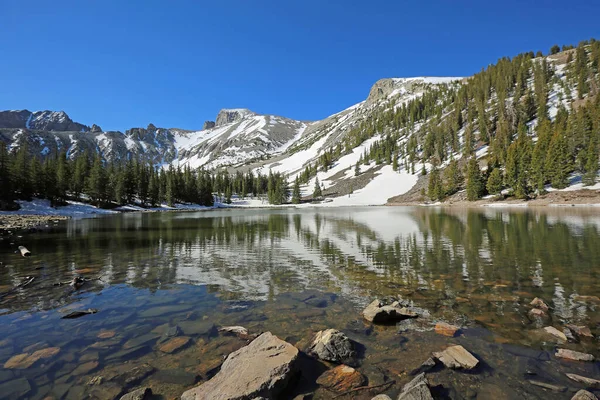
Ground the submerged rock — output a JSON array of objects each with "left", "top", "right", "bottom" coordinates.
[
  {"left": 434, "top": 322, "right": 460, "bottom": 337},
  {"left": 572, "top": 390, "right": 598, "bottom": 400},
  {"left": 307, "top": 329, "right": 358, "bottom": 366},
  {"left": 433, "top": 345, "right": 479, "bottom": 370},
  {"left": 3, "top": 347, "right": 60, "bottom": 369},
  {"left": 566, "top": 373, "right": 600, "bottom": 389},
  {"left": 397, "top": 373, "right": 433, "bottom": 400},
  {"left": 120, "top": 387, "right": 152, "bottom": 400},
  {"left": 566, "top": 325, "right": 593, "bottom": 339},
  {"left": 530, "top": 297, "right": 549, "bottom": 311},
  {"left": 544, "top": 326, "right": 567, "bottom": 341},
  {"left": 316, "top": 364, "right": 366, "bottom": 393},
  {"left": 181, "top": 332, "right": 299, "bottom": 400},
  {"left": 157, "top": 336, "right": 190, "bottom": 354},
  {"left": 363, "top": 300, "right": 417, "bottom": 324},
  {"left": 556, "top": 348, "right": 595, "bottom": 361},
  {"left": 528, "top": 380, "right": 567, "bottom": 392},
  {"left": 409, "top": 357, "right": 437, "bottom": 376}
]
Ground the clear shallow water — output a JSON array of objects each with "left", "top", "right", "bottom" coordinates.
[{"left": 0, "top": 207, "right": 599, "bottom": 399}]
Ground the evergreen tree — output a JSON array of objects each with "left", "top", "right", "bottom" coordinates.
[
  {"left": 427, "top": 168, "right": 443, "bottom": 201},
  {"left": 354, "top": 162, "right": 361, "bottom": 176},
  {"left": 87, "top": 154, "right": 107, "bottom": 204},
  {"left": 291, "top": 177, "right": 301, "bottom": 204},
  {"left": 12, "top": 144, "right": 33, "bottom": 200},
  {"left": 0, "top": 142, "right": 14, "bottom": 206},
  {"left": 583, "top": 137, "right": 599, "bottom": 185},
  {"left": 545, "top": 130, "right": 571, "bottom": 189},
  {"left": 313, "top": 177, "right": 322, "bottom": 199},
  {"left": 55, "top": 152, "right": 69, "bottom": 203},
  {"left": 443, "top": 159, "right": 462, "bottom": 196},
  {"left": 466, "top": 158, "right": 484, "bottom": 201},
  {"left": 486, "top": 168, "right": 503, "bottom": 196}
]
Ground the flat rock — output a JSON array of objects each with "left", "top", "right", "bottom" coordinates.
[
  {"left": 307, "top": 329, "right": 358, "bottom": 366},
  {"left": 181, "top": 332, "right": 299, "bottom": 400},
  {"left": 372, "top": 396, "right": 392, "bottom": 400},
  {"left": 0, "top": 377, "right": 31, "bottom": 398},
  {"left": 434, "top": 322, "right": 459, "bottom": 337},
  {"left": 97, "top": 330, "right": 116, "bottom": 339},
  {"left": 530, "top": 297, "right": 549, "bottom": 311},
  {"left": 316, "top": 365, "right": 366, "bottom": 393},
  {"left": 397, "top": 372, "right": 433, "bottom": 400},
  {"left": 544, "top": 326, "right": 567, "bottom": 341},
  {"left": 572, "top": 390, "right": 598, "bottom": 400},
  {"left": 120, "top": 387, "right": 152, "bottom": 400},
  {"left": 566, "top": 325, "right": 593, "bottom": 339},
  {"left": 110, "top": 363, "right": 154, "bottom": 386},
  {"left": 178, "top": 320, "right": 217, "bottom": 336},
  {"left": 529, "top": 308, "right": 547, "bottom": 318},
  {"left": 123, "top": 333, "right": 159, "bottom": 349},
  {"left": 72, "top": 360, "right": 99, "bottom": 375},
  {"left": 528, "top": 380, "right": 567, "bottom": 392},
  {"left": 556, "top": 348, "right": 595, "bottom": 361},
  {"left": 363, "top": 300, "right": 417, "bottom": 324},
  {"left": 433, "top": 345, "right": 479, "bottom": 370},
  {"left": 566, "top": 373, "right": 600, "bottom": 389},
  {"left": 158, "top": 336, "right": 190, "bottom": 353},
  {"left": 3, "top": 347, "right": 60, "bottom": 369}
]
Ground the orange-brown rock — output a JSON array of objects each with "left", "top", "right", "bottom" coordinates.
[
  {"left": 316, "top": 365, "right": 366, "bottom": 393},
  {"left": 556, "top": 348, "right": 595, "bottom": 361},
  {"left": 530, "top": 297, "right": 549, "bottom": 311},
  {"left": 4, "top": 347, "right": 60, "bottom": 369},
  {"left": 97, "top": 330, "right": 116, "bottom": 339},
  {"left": 158, "top": 337, "right": 191, "bottom": 354},
  {"left": 435, "top": 322, "right": 460, "bottom": 337}
]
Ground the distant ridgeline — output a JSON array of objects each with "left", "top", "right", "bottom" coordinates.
[{"left": 1, "top": 38, "right": 599, "bottom": 209}]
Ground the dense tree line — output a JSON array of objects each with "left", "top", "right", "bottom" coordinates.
[{"left": 0, "top": 146, "right": 292, "bottom": 209}]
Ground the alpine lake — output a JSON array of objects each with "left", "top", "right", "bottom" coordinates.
[{"left": 0, "top": 207, "right": 599, "bottom": 400}]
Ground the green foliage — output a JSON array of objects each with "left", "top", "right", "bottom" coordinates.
[
  {"left": 486, "top": 168, "right": 503, "bottom": 195},
  {"left": 466, "top": 158, "right": 484, "bottom": 201},
  {"left": 291, "top": 177, "right": 301, "bottom": 204},
  {"left": 312, "top": 177, "right": 323, "bottom": 199}
]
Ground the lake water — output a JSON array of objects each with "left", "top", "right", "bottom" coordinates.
[{"left": 0, "top": 207, "right": 599, "bottom": 399}]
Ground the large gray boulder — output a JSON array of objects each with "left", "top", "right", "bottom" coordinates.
[
  {"left": 307, "top": 329, "right": 358, "bottom": 366},
  {"left": 363, "top": 300, "right": 417, "bottom": 324},
  {"left": 180, "top": 332, "right": 299, "bottom": 400},
  {"left": 397, "top": 373, "right": 433, "bottom": 400}
]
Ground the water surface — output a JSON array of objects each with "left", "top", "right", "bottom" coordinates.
[{"left": 0, "top": 207, "right": 599, "bottom": 399}]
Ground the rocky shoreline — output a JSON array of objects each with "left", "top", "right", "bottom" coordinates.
[
  {"left": 0, "top": 215, "right": 69, "bottom": 233},
  {"left": 116, "top": 297, "right": 598, "bottom": 400}
]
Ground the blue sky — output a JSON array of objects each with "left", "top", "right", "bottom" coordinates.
[{"left": 1, "top": 0, "right": 599, "bottom": 131}]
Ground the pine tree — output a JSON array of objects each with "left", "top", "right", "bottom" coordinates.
[
  {"left": 12, "top": 144, "right": 33, "bottom": 200},
  {"left": 87, "top": 154, "right": 107, "bottom": 205},
  {"left": 0, "top": 142, "right": 14, "bottom": 206},
  {"left": 486, "top": 168, "right": 503, "bottom": 196},
  {"left": 291, "top": 177, "right": 301, "bottom": 204},
  {"left": 466, "top": 158, "right": 484, "bottom": 201},
  {"left": 313, "top": 177, "right": 322, "bottom": 199},
  {"left": 55, "top": 152, "right": 69, "bottom": 203},
  {"left": 392, "top": 152, "right": 399, "bottom": 171},
  {"left": 545, "top": 130, "right": 571, "bottom": 189},
  {"left": 354, "top": 162, "right": 361, "bottom": 176},
  {"left": 443, "top": 159, "right": 462, "bottom": 196},
  {"left": 583, "top": 137, "right": 598, "bottom": 185},
  {"left": 427, "top": 168, "right": 443, "bottom": 201}
]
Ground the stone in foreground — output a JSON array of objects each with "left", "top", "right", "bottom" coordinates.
[
  {"left": 307, "top": 329, "right": 358, "bottom": 366},
  {"left": 397, "top": 372, "right": 433, "bottom": 400},
  {"left": 530, "top": 297, "right": 549, "bottom": 311},
  {"left": 434, "top": 322, "right": 459, "bottom": 337},
  {"left": 372, "top": 395, "right": 392, "bottom": 400},
  {"left": 566, "top": 325, "right": 593, "bottom": 339},
  {"left": 316, "top": 364, "right": 366, "bottom": 393},
  {"left": 544, "top": 326, "right": 567, "bottom": 341},
  {"left": 572, "top": 390, "right": 597, "bottom": 400},
  {"left": 181, "top": 332, "right": 299, "bottom": 400},
  {"left": 363, "top": 300, "right": 418, "bottom": 324},
  {"left": 433, "top": 345, "right": 479, "bottom": 370},
  {"left": 120, "top": 387, "right": 152, "bottom": 400},
  {"left": 566, "top": 373, "right": 600, "bottom": 389},
  {"left": 556, "top": 348, "right": 595, "bottom": 361}
]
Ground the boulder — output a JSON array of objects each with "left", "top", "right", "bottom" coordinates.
[
  {"left": 434, "top": 322, "right": 459, "bottom": 337},
  {"left": 372, "top": 396, "right": 392, "bottom": 400},
  {"left": 530, "top": 297, "right": 549, "bottom": 311},
  {"left": 544, "top": 326, "right": 567, "bottom": 341},
  {"left": 556, "top": 348, "right": 595, "bottom": 361},
  {"left": 363, "top": 300, "right": 417, "bottom": 324},
  {"left": 528, "top": 308, "right": 547, "bottom": 318},
  {"left": 157, "top": 336, "right": 190, "bottom": 354},
  {"left": 566, "top": 373, "right": 600, "bottom": 389},
  {"left": 566, "top": 325, "right": 593, "bottom": 339},
  {"left": 397, "top": 373, "right": 433, "bottom": 400},
  {"left": 120, "top": 387, "right": 152, "bottom": 400},
  {"left": 572, "top": 390, "right": 597, "bottom": 400},
  {"left": 433, "top": 345, "right": 479, "bottom": 370},
  {"left": 307, "top": 329, "right": 358, "bottom": 366},
  {"left": 316, "top": 365, "right": 366, "bottom": 393},
  {"left": 181, "top": 332, "right": 299, "bottom": 400}
]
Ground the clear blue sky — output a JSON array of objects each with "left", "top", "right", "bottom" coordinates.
[{"left": 1, "top": 0, "right": 599, "bottom": 131}]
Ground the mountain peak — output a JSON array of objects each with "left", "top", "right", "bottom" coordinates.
[{"left": 215, "top": 108, "right": 256, "bottom": 127}]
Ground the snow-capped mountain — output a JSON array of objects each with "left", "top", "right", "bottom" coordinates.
[{"left": 0, "top": 77, "right": 454, "bottom": 172}]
